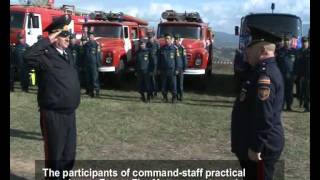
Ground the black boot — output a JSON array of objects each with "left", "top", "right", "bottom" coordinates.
[
  {"left": 95, "top": 90, "right": 100, "bottom": 97},
  {"left": 162, "top": 94, "right": 168, "bottom": 103},
  {"left": 147, "top": 94, "right": 151, "bottom": 103},
  {"left": 180, "top": 93, "right": 183, "bottom": 101},
  {"left": 89, "top": 91, "right": 94, "bottom": 98},
  {"left": 172, "top": 95, "right": 177, "bottom": 103},
  {"left": 140, "top": 93, "right": 146, "bottom": 102},
  {"left": 286, "top": 106, "right": 292, "bottom": 111}
]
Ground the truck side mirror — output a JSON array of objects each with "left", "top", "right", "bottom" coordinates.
[{"left": 235, "top": 26, "right": 239, "bottom": 36}]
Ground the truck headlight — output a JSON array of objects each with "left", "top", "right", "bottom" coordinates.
[
  {"left": 195, "top": 58, "right": 202, "bottom": 66},
  {"left": 105, "top": 52, "right": 113, "bottom": 64}
]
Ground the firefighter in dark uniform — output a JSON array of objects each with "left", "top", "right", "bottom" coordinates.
[
  {"left": 83, "top": 32, "right": 102, "bottom": 97},
  {"left": 158, "top": 33, "right": 179, "bottom": 103},
  {"left": 135, "top": 39, "right": 153, "bottom": 102},
  {"left": 68, "top": 34, "right": 82, "bottom": 81},
  {"left": 295, "top": 37, "right": 310, "bottom": 112},
  {"left": 79, "top": 36, "right": 88, "bottom": 92},
  {"left": 276, "top": 35, "right": 296, "bottom": 111},
  {"left": 173, "top": 34, "right": 187, "bottom": 101},
  {"left": 231, "top": 26, "right": 285, "bottom": 180},
  {"left": 10, "top": 43, "right": 16, "bottom": 92},
  {"left": 23, "top": 15, "right": 80, "bottom": 179},
  {"left": 14, "top": 34, "right": 30, "bottom": 92},
  {"left": 146, "top": 31, "right": 160, "bottom": 98}
]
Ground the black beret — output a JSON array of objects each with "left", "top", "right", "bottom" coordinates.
[
  {"left": 139, "top": 39, "right": 147, "bottom": 45},
  {"left": 164, "top": 33, "right": 172, "bottom": 38},
  {"left": 247, "top": 25, "right": 282, "bottom": 46},
  {"left": 87, "top": 31, "right": 96, "bottom": 36},
  {"left": 69, "top": 34, "right": 76, "bottom": 39},
  {"left": 43, "top": 14, "right": 72, "bottom": 34},
  {"left": 282, "top": 35, "right": 291, "bottom": 41},
  {"left": 302, "top": 36, "right": 309, "bottom": 42},
  {"left": 81, "top": 36, "right": 88, "bottom": 41},
  {"left": 147, "top": 31, "right": 154, "bottom": 37},
  {"left": 174, "top": 34, "right": 181, "bottom": 40},
  {"left": 17, "top": 33, "right": 23, "bottom": 40}
]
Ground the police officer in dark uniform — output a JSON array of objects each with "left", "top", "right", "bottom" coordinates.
[
  {"left": 135, "top": 39, "right": 153, "bottom": 102},
  {"left": 23, "top": 15, "right": 80, "bottom": 179},
  {"left": 10, "top": 43, "right": 16, "bottom": 92},
  {"left": 276, "top": 35, "right": 296, "bottom": 111},
  {"left": 173, "top": 34, "right": 187, "bottom": 101},
  {"left": 146, "top": 31, "right": 160, "bottom": 98},
  {"left": 83, "top": 32, "right": 102, "bottom": 97},
  {"left": 296, "top": 37, "right": 310, "bottom": 112},
  {"left": 158, "top": 33, "right": 179, "bottom": 103},
  {"left": 231, "top": 26, "right": 285, "bottom": 180},
  {"left": 14, "top": 34, "right": 30, "bottom": 92}
]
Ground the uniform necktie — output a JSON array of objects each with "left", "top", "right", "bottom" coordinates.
[{"left": 63, "top": 51, "right": 68, "bottom": 60}]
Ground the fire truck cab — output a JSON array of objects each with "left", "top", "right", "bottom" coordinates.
[
  {"left": 157, "top": 10, "right": 214, "bottom": 76},
  {"left": 84, "top": 11, "right": 148, "bottom": 74},
  {"left": 10, "top": 0, "right": 86, "bottom": 46}
]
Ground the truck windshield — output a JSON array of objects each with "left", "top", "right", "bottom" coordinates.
[
  {"left": 11, "top": 12, "right": 25, "bottom": 29},
  {"left": 158, "top": 25, "right": 201, "bottom": 40},
  {"left": 242, "top": 14, "right": 302, "bottom": 37},
  {"left": 87, "top": 25, "right": 122, "bottom": 38}
]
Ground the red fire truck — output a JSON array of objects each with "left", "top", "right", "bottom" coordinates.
[
  {"left": 84, "top": 11, "right": 148, "bottom": 75},
  {"left": 10, "top": 0, "right": 87, "bottom": 46},
  {"left": 157, "top": 10, "right": 214, "bottom": 77}
]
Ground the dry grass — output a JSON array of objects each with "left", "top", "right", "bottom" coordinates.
[{"left": 10, "top": 65, "right": 309, "bottom": 180}]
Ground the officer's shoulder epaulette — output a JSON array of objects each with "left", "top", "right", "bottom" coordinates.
[{"left": 257, "top": 74, "right": 271, "bottom": 85}]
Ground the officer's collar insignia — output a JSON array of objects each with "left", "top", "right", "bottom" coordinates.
[{"left": 258, "top": 87, "right": 270, "bottom": 101}]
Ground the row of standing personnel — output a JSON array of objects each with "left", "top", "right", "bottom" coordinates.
[
  {"left": 136, "top": 33, "right": 187, "bottom": 103},
  {"left": 10, "top": 31, "right": 103, "bottom": 98},
  {"left": 276, "top": 36, "right": 310, "bottom": 112},
  {"left": 10, "top": 31, "right": 187, "bottom": 104},
  {"left": 63, "top": 30, "right": 187, "bottom": 103}
]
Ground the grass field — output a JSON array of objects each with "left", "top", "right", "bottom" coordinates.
[{"left": 10, "top": 64, "right": 310, "bottom": 180}]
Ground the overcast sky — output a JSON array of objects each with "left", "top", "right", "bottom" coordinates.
[{"left": 10, "top": 0, "right": 310, "bottom": 34}]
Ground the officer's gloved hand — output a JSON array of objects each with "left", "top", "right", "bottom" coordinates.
[{"left": 175, "top": 70, "right": 179, "bottom": 75}]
